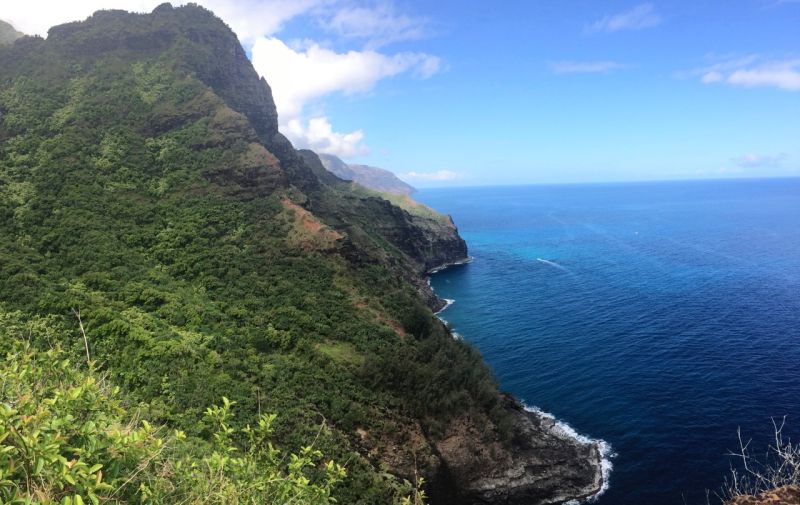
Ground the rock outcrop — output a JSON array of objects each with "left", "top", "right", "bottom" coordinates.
[
  {"left": 432, "top": 396, "right": 603, "bottom": 504},
  {"left": 727, "top": 486, "right": 800, "bottom": 505}
]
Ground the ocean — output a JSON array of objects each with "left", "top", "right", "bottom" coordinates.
[{"left": 417, "top": 178, "right": 800, "bottom": 505}]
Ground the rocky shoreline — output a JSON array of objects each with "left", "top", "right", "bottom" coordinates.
[
  {"left": 426, "top": 260, "right": 607, "bottom": 505},
  {"left": 427, "top": 394, "right": 604, "bottom": 505}
]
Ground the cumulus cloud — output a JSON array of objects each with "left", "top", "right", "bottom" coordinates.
[
  {"left": 400, "top": 170, "right": 460, "bottom": 182},
  {"left": 550, "top": 60, "right": 628, "bottom": 74},
  {"left": 202, "top": 0, "right": 326, "bottom": 42},
  {"left": 250, "top": 36, "right": 439, "bottom": 155},
  {"left": 285, "top": 117, "right": 368, "bottom": 158},
  {"left": 697, "top": 56, "right": 800, "bottom": 91},
  {"left": 251, "top": 37, "right": 440, "bottom": 119},
  {"left": 732, "top": 153, "right": 787, "bottom": 168},
  {"left": 587, "top": 3, "right": 662, "bottom": 33}
]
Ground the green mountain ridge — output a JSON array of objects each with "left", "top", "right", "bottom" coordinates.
[
  {"left": 317, "top": 152, "right": 416, "bottom": 196},
  {"left": 0, "top": 19, "right": 24, "bottom": 46},
  {"left": 0, "top": 4, "right": 601, "bottom": 504}
]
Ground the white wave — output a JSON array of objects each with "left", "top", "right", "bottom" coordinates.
[
  {"left": 523, "top": 404, "right": 616, "bottom": 502},
  {"left": 536, "top": 258, "right": 570, "bottom": 272},
  {"left": 435, "top": 298, "right": 455, "bottom": 315}
]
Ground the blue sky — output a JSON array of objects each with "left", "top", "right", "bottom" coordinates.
[{"left": 6, "top": 1, "right": 800, "bottom": 186}]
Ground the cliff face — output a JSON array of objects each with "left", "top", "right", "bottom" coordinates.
[
  {"left": 299, "top": 150, "right": 467, "bottom": 274},
  {"left": 0, "top": 5, "right": 600, "bottom": 504},
  {"left": 299, "top": 149, "right": 467, "bottom": 310},
  {"left": 432, "top": 396, "right": 602, "bottom": 504}
]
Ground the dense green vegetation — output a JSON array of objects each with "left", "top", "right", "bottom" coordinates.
[
  {"left": 0, "top": 314, "right": 345, "bottom": 504},
  {"left": 349, "top": 184, "right": 449, "bottom": 223},
  {"left": 0, "top": 5, "right": 505, "bottom": 502}
]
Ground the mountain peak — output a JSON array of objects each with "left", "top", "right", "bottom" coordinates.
[{"left": 0, "top": 19, "right": 24, "bottom": 45}]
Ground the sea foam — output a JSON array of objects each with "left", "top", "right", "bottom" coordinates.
[
  {"left": 523, "top": 404, "right": 615, "bottom": 502},
  {"left": 536, "top": 257, "right": 570, "bottom": 272},
  {"left": 435, "top": 298, "right": 455, "bottom": 315}
]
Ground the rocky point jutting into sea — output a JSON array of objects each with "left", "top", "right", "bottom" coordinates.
[{"left": 0, "top": 4, "right": 603, "bottom": 503}]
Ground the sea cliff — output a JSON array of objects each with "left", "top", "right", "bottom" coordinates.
[{"left": 0, "top": 4, "right": 602, "bottom": 503}]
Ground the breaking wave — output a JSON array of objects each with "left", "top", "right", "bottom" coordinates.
[{"left": 523, "top": 404, "right": 616, "bottom": 502}]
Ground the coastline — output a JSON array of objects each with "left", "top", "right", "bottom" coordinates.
[
  {"left": 427, "top": 255, "right": 474, "bottom": 275},
  {"left": 522, "top": 404, "right": 614, "bottom": 503},
  {"left": 428, "top": 257, "right": 612, "bottom": 504}
]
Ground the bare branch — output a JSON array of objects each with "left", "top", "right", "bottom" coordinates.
[
  {"left": 719, "top": 421, "right": 800, "bottom": 501},
  {"left": 72, "top": 307, "right": 91, "bottom": 366}
]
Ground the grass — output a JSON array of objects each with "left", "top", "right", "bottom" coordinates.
[{"left": 316, "top": 341, "right": 366, "bottom": 366}]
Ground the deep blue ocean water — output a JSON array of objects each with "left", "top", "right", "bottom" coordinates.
[{"left": 417, "top": 178, "right": 800, "bottom": 505}]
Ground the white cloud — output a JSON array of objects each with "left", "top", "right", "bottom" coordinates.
[
  {"left": 550, "top": 60, "right": 628, "bottom": 74},
  {"left": 700, "top": 71, "right": 724, "bottom": 83},
  {"left": 400, "top": 170, "right": 460, "bottom": 182},
  {"left": 728, "top": 62, "right": 800, "bottom": 90},
  {"left": 587, "top": 3, "right": 662, "bottom": 33},
  {"left": 698, "top": 57, "right": 800, "bottom": 91},
  {"left": 322, "top": 2, "right": 430, "bottom": 48},
  {"left": 285, "top": 116, "right": 368, "bottom": 158},
  {"left": 203, "top": 0, "right": 326, "bottom": 43},
  {"left": 3, "top": 0, "right": 158, "bottom": 36},
  {"left": 250, "top": 36, "right": 439, "bottom": 156},
  {"left": 732, "top": 153, "right": 787, "bottom": 168},
  {"left": 251, "top": 36, "right": 440, "bottom": 120}
]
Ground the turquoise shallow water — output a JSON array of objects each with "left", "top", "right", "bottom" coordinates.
[{"left": 417, "top": 178, "right": 800, "bottom": 504}]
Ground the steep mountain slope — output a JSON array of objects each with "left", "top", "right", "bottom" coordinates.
[
  {"left": 0, "top": 20, "right": 23, "bottom": 46},
  {"left": 0, "top": 5, "right": 601, "bottom": 504},
  {"left": 318, "top": 152, "right": 416, "bottom": 195}
]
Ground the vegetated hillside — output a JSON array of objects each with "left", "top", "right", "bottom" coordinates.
[
  {"left": 0, "top": 325, "right": 348, "bottom": 504},
  {"left": 318, "top": 152, "right": 416, "bottom": 196},
  {"left": 0, "top": 5, "right": 600, "bottom": 504},
  {"left": 0, "top": 20, "right": 24, "bottom": 45}
]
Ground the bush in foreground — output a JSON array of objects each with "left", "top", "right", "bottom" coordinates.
[{"left": 0, "top": 340, "right": 345, "bottom": 504}]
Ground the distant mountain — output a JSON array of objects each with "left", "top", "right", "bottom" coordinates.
[
  {"left": 318, "top": 152, "right": 415, "bottom": 195},
  {"left": 0, "top": 20, "right": 23, "bottom": 45}
]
